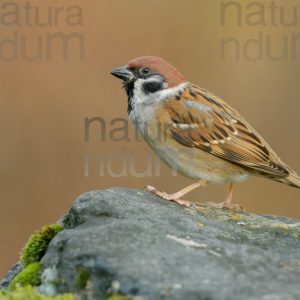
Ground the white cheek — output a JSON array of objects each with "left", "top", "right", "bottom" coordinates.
[
  {"left": 132, "top": 79, "right": 148, "bottom": 105},
  {"left": 131, "top": 80, "right": 188, "bottom": 110}
]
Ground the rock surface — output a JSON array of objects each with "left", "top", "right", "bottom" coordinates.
[
  {"left": 2, "top": 188, "right": 300, "bottom": 300},
  {"left": 38, "top": 188, "right": 300, "bottom": 300},
  {"left": 0, "top": 263, "right": 22, "bottom": 289}
]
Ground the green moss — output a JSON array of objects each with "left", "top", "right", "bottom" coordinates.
[
  {"left": 106, "top": 294, "right": 132, "bottom": 300},
  {"left": 7, "top": 224, "right": 64, "bottom": 293},
  {"left": 9, "top": 263, "right": 41, "bottom": 290},
  {"left": 0, "top": 286, "right": 74, "bottom": 300},
  {"left": 21, "top": 224, "right": 64, "bottom": 267},
  {"left": 75, "top": 268, "right": 90, "bottom": 289}
]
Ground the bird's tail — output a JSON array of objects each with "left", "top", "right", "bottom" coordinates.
[{"left": 276, "top": 174, "right": 300, "bottom": 189}]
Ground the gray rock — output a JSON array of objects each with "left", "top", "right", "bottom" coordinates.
[
  {"left": 39, "top": 188, "right": 300, "bottom": 300},
  {"left": 0, "top": 263, "right": 22, "bottom": 289}
]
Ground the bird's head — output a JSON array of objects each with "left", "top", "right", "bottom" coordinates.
[{"left": 111, "top": 56, "right": 187, "bottom": 111}]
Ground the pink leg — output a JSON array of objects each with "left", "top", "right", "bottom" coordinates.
[
  {"left": 145, "top": 180, "right": 208, "bottom": 207},
  {"left": 207, "top": 183, "right": 245, "bottom": 212}
]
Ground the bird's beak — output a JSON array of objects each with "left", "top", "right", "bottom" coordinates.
[{"left": 111, "top": 66, "right": 134, "bottom": 82}]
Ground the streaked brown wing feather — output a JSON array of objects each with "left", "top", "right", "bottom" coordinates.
[{"left": 165, "top": 84, "right": 292, "bottom": 178}]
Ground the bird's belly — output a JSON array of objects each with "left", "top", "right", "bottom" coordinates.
[
  {"left": 129, "top": 105, "right": 250, "bottom": 184},
  {"left": 146, "top": 138, "right": 250, "bottom": 184}
]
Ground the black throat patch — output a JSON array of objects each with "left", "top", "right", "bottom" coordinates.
[{"left": 123, "top": 81, "right": 135, "bottom": 114}]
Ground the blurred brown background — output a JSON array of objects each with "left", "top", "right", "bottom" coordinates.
[{"left": 1, "top": 0, "right": 300, "bottom": 277}]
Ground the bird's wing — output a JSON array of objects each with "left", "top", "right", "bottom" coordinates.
[{"left": 164, "top": 84, "right": 292, "bottom": 178}]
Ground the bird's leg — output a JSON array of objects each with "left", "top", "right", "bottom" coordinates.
[
  {"left": 206, "top": 183, "right": 245, "bottom": 212},
  {"left": 145, "top": 180, "right": 208, "bottom": 207}
]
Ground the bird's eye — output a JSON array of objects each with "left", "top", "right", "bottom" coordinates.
[{"left": 140, "top": 67, "right": 151, "bottom": 76}]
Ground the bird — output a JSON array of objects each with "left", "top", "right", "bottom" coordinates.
[{"left": 111, "top": 56, "right": 300, "bottom": 210}]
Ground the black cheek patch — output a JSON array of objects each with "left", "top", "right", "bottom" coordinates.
[{"left": 142, "top": 81, "right": 164, "bottom": 94}]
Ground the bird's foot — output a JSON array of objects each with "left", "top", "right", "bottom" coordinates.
[
  {"left": 144, "top": 185, "right": 192, "bottom": 207},
  {"left": 205, "top": 201, "right": 245, "bottom": 212}
]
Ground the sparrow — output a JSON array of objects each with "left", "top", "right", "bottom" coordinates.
[{"left": 111, "top": 56, "right": 300, "bottom": 210}]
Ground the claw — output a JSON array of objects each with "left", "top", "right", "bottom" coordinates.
[{"left": 205, "top": 201, "right": 245, "bottom": 212}]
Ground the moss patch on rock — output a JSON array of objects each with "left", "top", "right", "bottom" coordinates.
[
  {"left": 8, "top": 224, "right": 64, "bottom": 291},
  {"left": 106, "top": 294, "right": 132, "bottom": 300},
  {"left": 0, "top": 286, "right": 74, "bottom": 300},
  {"left": 9, "top": 262, "right": 41, "bottom": 290},
  {"left": 21, "top": 224, "right": 64, "bottom": 267},
  {"left": 75, "top": 267, "right": 90, "bottom": 289},
  {"left": 0, "top": 224, "right": 73, "bottom": 299}
]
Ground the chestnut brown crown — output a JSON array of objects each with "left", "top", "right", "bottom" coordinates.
[{"left": 127, "top": 56, "right": 186, "bottom": 88}]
